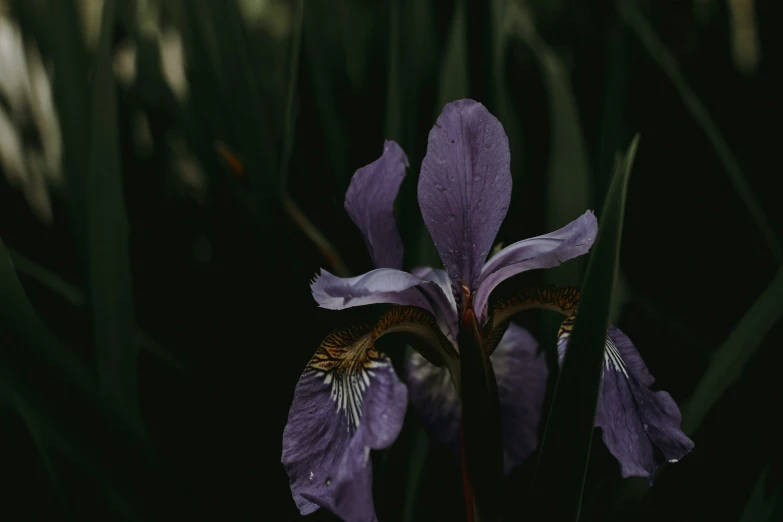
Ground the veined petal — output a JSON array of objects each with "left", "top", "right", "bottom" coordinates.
[
  {"left": 283, "top": 307, "right": 455, "bottom": 521},
  {"left": 405, "top": 323, "right": 547, "bottom": 474},
  {"left": 474, "top": 211, "right": 597, "bottom": 323},
  {"left": 418, "top": 99, "right": 512, "bottom": 302},
  {"left": 411, "top": 266, "right": 457, "bottom": 314},
  {"left": 557, "top": 325, "right": 694, "bottom": 482},
  {"left": 411, "top": 266, "right": 458, "bottom": 344},
  {"left": 283, "top": 324, "right": 404, "bottom": 520},
  {"left": 312, "top": 268, "right": 432, "bottom": 310},
  {"left": 312, "top": 268, "right": 458, "bottom": 345},
  {"left": 345, "top": 140, "right": 409, "bottom": 270}
]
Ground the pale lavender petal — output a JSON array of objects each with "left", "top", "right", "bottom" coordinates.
[
  {"left": 411, "top": 266, "right": 458, "bottom": 344},
  {"left": 418, "top": 99, "right": 512, "bottom": 301},
  {"left": 312, "top": 268, "right": 435, "bottom": 311},
  {"left": 411, "top": 266, "right": 457, "bottom": 314},
  {"left": 312, "top": 268, "right": 458, "bottom": 342},
  {"left": 345, "top": 140, "right": 409, "bottom": 269},
  {"left": 557, "top": 326, "right": 694, "bottom": 483},
  {"left": 282, "top": 325, "right": 407, "bottom": 520},
  {"left": 474, "top": 211, "right": 597, "bottom": 323},
  {"left": 405, "top": 323, "right": 547, "bottom": 474}
]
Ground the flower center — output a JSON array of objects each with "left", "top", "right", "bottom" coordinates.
[{"left": 460, "top": 280, "right": 474, "bottom": 322}]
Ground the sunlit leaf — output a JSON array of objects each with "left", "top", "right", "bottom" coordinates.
[{"left": 11, "top": 0, "right": 90, "bottom": 257}]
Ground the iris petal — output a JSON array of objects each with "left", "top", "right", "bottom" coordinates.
[
  {"left": 474, "top": 211, "right": 597, "bottom": 323},
  {"left": 345, "top": 140, "right": 409, "bottom": 270},
  {"left": 418, "top": 99, "right": 512, "bottom": 303},
  {"left": 557, "top": 325, "right": 694, "bottom": 482},
  {"left": 283, "top": 307, "right": 456, "bottom": 520},
  {"left": 312, "top": 268, "right": 458, "bottom": 344},
  {"left": 411, "top": 266, "right": 458, "bottom": 344},
  {"left": 405, "top": 323, "right": 547, "bottom": 474}
]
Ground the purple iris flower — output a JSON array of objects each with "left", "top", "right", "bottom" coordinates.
[{"left": 282, "top": 100, "right": 693, "bottom": 522}]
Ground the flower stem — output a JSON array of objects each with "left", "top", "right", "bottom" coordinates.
[
  {"left": 459, "top": 305, "right": 503, "bottom": 522},
  {"left": 460, "top": 418, "right": 476, "bottom": 522}
]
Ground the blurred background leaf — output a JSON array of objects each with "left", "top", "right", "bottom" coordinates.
[
  {"left": 682, "top": 266, "right": 783, "bottom": 435},
  {"left": 739, "top": 464, "right": 783, "bottom": 522},
  {"left": 86, "top": 0, "right": 142, "bottom": 422}
]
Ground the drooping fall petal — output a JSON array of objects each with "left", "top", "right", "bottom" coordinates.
[
  {"left": 283, "top": 326, "right": 404, "bottom": 521},
  {"left": 283, "top": 307, "right": 457, "bottom": 521},
  {"left": 558, "top": 325, "right": 694, "bottom": 482}
]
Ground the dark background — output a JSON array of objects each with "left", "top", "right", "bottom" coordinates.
[{"left": 1, "top": 0, "right": 781, "bottom": 520}]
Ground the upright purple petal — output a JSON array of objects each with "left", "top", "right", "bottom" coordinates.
[
  {"left": 418, "top": 99, "right": 512, "bottom": 300},
  {"left": 345, "top": 140, "right": 409, "bottom": 269},
  {"left": 557, "top": 325, "right": 694, "bottom": 482},
  {"left": 282, "top": 324, "right": 407, "bottom": 521},
  {"left": 312, "top": 268, "right": 458, "bottom": 342},
  {"left": 474, "top": 211, "right": 597, "bottom": 323},
  {"left": 405, "top": 323, "right": 547, "bottom": 474}
]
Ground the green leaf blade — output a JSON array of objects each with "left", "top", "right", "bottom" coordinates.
[
  {"left": 682, "top": 266, "right": 783, "bottom": 434},
  {"left": 86, "top": 0, "right": 140, "bottom": 418},
  {"left": 529, "top": 135, "right": 639, "bottom": 522},
  {"left": 740, "top": 464, "right": 783, "bottom": 522}
]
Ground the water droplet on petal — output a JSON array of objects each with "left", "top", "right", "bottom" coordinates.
[{"left": 461, "top": 254, "right": 467, "bottom": 260}]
